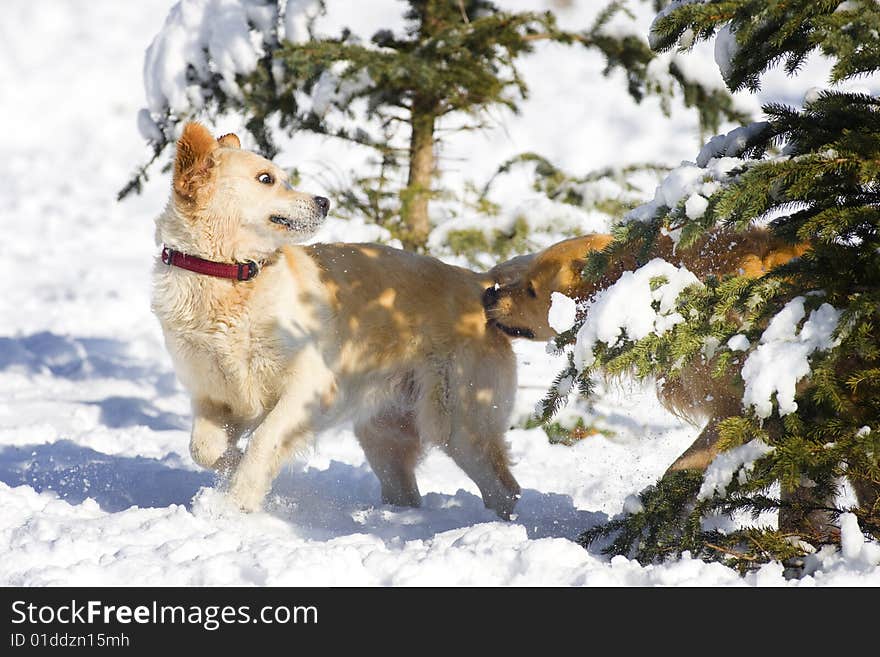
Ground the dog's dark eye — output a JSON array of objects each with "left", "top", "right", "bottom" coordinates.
[
  {"left": 257, "top": 173, "right": 274, "bottom": 185},
  {"left": 527, "top": 282, "right": 537, "bottom": 298}
]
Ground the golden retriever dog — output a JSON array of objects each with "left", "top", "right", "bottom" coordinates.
[
  {"left": 152, "top": 122, "right": 521, "bottom": 518},
  {"left": 484, "top": 229, "right": 809, "bottom": 474},
  {"left": 486, "top": 232, "right": 880, "bottom": 537}
]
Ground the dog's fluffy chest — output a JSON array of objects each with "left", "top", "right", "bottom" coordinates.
[{"left": 152, "top": 262, "right": 313, "bottom": 417}]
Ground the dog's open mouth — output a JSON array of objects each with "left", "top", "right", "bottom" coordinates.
[
  {"left": 270, "top": 214, "right": 307, "bottom": 231},
  {"left": 489, "top": 319, "right": 535, "bottom": 339}
]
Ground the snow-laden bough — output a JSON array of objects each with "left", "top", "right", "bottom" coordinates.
[
  {"left": 571, "top": 258, "right": 702, "bottom": 371},
  {"left": 740, "top": 297, "right": 841, "bottom": 419}
]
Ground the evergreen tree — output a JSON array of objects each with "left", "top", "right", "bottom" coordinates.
[
  {"left": 124, "top": 0, "right": 744, "bottom": 251},
  {"left": 542, "top": 0, "right": 880, "bottom": 569}
]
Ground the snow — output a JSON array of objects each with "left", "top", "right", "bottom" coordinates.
[
  {"left": 625, "top": 156, "right": 742, "bottom": 225},
  {"left": 647, "top": 0, "right": 706, "bottom": 50},
  {"left": 839, "top": 513, "right": 864, "bottom": 561},
  {"left": 696, "top": 121, "right": 770, "bottom": 166},
  {"left": 698, "top": 439, "right": 774, "bottom": 500},
  {"left": 2, "top": 0, "right": 879, "bottom": 587},
  {"left": 727, "top": 334, "right": 750, "bottom": 352},
  {"left": 143, "top": 0, "right": 270, "bottom": 117},
  {"left": 677, "top": 27, "right": 695, "bottom": 49},
  {"left": 804, "top": 86, "right": 824, "bottom": 106},
  {"left": 741, "top": 298, "right": 841, "bottom": 419},
  {"left": 622, "top": 494, "right": 644, "bottom": 514},
  {"left": 714, "top": 23, "right": 739, "bottom": 83},
  {"left": 834, "top": 1, "right": 860, "bottom": 14},
  {"left": 141, "top": 0, "right": 367, "bottom": 140},
  {"left": 548, "top": 293, "right": 578, "bottom": 334},
  {"left": 572, "top": 259, "right": 702, "bottom": 370},
  {"left": 283, "top": 0, "right": 321, "bottom": 43},
  {"left": 684, "top": 192, "right": 709, "bottom": 220},
  {"left": 310, "top": 64, "right": 373, "bottom": 117}
]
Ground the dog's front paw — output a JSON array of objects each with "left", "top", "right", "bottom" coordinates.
[
  {"left": 227, "top": 478, "right": 266, "bottom": 513},
  {"left": 227, "top": 490, "right": 263, "bottom": 513}
]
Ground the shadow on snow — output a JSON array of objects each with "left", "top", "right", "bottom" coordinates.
[
  {"left": 0, "top": 441, "right": 210, "bottom": 512},
  {"left": 0, "top": 332, "right": 607, "bottom": 546},
  {"left": 266, "top": 459, "right": 608, "bottom": 544},
  {"left": 0, "top": 442, "right": 606, "bottom": 546},
  {"left": 84, "top": 395, "right": 188, "bottom": 432},
  {"left": 0, "top": 331, "right": 177, "bottom": 392}
]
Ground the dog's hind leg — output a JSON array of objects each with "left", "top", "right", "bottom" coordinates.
[
  {"left": 227, "top": 348, "right": 333, "bottom": 512},
  {"left": 443, "top": 429, "right": 521, "bottom": 520},
  {"left": 355, "top": 410, "right": 422, "bottom": 508},
  {"left": 664, "top": 419, "right": 723, "bottom": 474},
  {"left": 419, "top": 348, "right": 520, "bottom": 519},
  {"left": 190, "top": 399, "right": 244, "bottom": 472}
]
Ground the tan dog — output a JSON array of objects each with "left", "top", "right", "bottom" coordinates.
[
  {"left": 487, "top": 233, "right": 880, "bottom": 538},
  {"left": 484, "top": 231, "right": 807, "bottom": 342},
  {"left": 484, "top": 230, "right": 809, "bottom": 473},
  {"left": 153, "top": 123, "right": 520, "bottom": 518}
]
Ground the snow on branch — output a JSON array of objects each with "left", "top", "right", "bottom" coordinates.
[
  {"left": 741, "top": 297, "right": 841, "bottom": 419},
  {"left": 698, "top": 439, "right": 774, "bottom": 500},
  {"left": 572, "top": 258, "right": 702, "bottom": 371},
  {"left": 138, "top": 0, "right": 323, "bottom": 142},
  {"left": 621, "top": 120, "right": 773, "bottom": 243}
]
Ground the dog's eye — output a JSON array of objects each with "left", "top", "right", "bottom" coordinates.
[
  {"left": 257, "top": 173, "right": 274, "bottom": 185},
  {"left": 527, "top": 282, "right": 537, "bottom": 298}
]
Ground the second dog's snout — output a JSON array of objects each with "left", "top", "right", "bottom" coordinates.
[
  {"left": 315, "top": 196, "right": 330, "bottom": 216},
  {"left": 482, "top": 286, "right": 499, "bottom": 310}
]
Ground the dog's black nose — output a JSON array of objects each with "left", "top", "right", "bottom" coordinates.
[
  {"left": 482, "top": 286, "right": 499, "bottom": 310},
  {"left": 314, "top": 196, "right": 330, "bottom": 217}
]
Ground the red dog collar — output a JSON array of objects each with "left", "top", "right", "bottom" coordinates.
[{"left": 161, "top": 246, "right": 259, "bottom": 281}]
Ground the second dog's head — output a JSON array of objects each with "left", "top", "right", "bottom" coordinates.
[
  {"left": 160, "top": 122, "right": 330, "bottom": 259},
  {"left": 483, "top": 234, "right": 613, "bottom": 341}
]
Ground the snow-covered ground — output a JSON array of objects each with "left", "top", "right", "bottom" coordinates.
[{"left": 1, "top": 0, "right": 878, "bottom": 586}]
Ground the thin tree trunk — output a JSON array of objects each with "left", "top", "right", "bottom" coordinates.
[{"left": 402, "top": 101, "right": 435, "bottom": 250}]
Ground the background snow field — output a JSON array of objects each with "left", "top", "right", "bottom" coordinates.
[{"left": 1, "top": 0, "right": 878, "bottom": 586}]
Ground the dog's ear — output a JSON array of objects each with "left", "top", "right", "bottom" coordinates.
[
  {"left": 489, "top": 253, "right": 535, "bottom": 287},
  {"left": 217, "top": 133, "right": 241, "bottom": 149},
  {"left": 174, "top": 122, "right": 218, "bottom": 200},
  {"left": 549, "top": 256, "right": 590, "bottom": 297}
]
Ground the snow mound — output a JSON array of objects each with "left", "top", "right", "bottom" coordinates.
[
  {"left": 624, "top": 156, "right": 742, "bottom": 228},
  {"left": 727, "top": 334, "right": 750, "bottom": 352}
]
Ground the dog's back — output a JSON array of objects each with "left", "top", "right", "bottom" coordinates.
[{"left": 306, "top": 242, "right": 498, "bottom": 364}]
